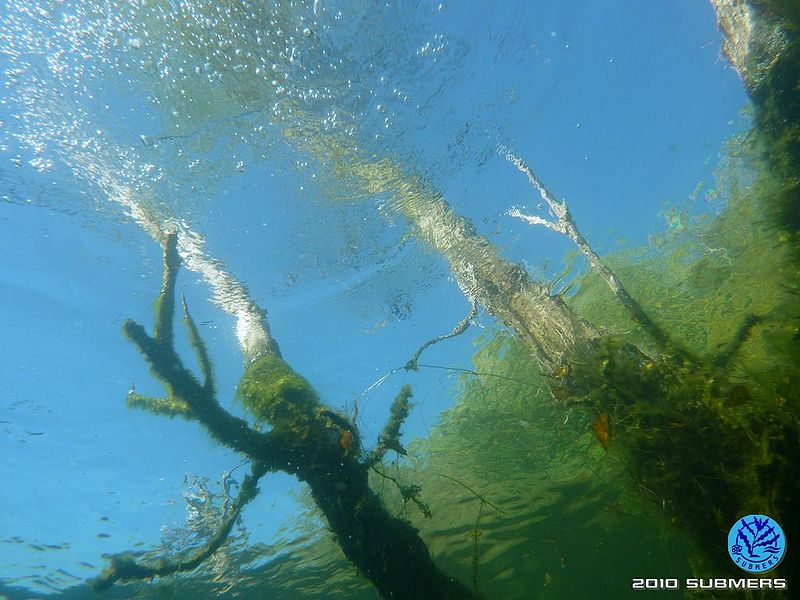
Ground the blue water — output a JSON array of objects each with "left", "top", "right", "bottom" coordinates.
[{"left": 0, "top": 1, "right": 749, "bottom": 598}]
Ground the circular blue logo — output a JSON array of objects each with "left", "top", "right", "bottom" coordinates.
[{"left": 728, "top": 515, "right": 786, "bottom": 573}]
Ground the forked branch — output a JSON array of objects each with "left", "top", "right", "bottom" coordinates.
[
  {"left": 99, "top": 233, "right": 474, "bottom": 599},
  {"left": 501, "top": 146, "right": 671, "bottom": 351},
  {"left": 119, "top": 233, "right": 282, "bottom": 464}
]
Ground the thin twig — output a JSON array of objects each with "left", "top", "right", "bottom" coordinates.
[
  {"left": 370, "top": 465, "right": 433, "bottom": 518},
  {"left": 405, "top": 301, "right": 478, "bottom": 371},
  {"left": 436, "top": 473, "right": 505, "bottom": 514},
  {"left": 416, "top": 363, "right": 541, "bottom": 389},
  {"left": 92, "top": 462, "right": 267, "bottom": 591}
]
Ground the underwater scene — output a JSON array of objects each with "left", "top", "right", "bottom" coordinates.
[{"left": 1, "top": 1, "right": 798, "bottom": 598}]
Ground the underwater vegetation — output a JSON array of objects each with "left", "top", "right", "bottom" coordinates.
[
  {"left": 94, "top": 233, "right": 473, "bottom": 599},
  {"left": 360, "top": 122, "right": 800, "bottom": 598},
  {"left": 99, "top": 116, "right": 798, "bottom": 600},
  {"left": 437, "top": 140, "right": 798, "bottom": 596},
  {"left": 105, "top": 3, "right": 796, "bottom": 599},
  {"left": 1, "top": 1, "right": 797, "bottom": 598}
]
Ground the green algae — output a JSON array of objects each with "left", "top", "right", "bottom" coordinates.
[
  {"left": 237, "top": 353, "right": 322, "bottom": 427},
  {"left": 382, "top": 122, "right": 800, "bottom": 594}
]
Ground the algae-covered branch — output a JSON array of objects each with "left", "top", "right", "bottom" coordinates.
[{"left": 93, "top": 234, "right": 474, "bottom": 600}]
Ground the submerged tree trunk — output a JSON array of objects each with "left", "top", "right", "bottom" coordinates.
[
  {"left": 285, "top": 126, "right": 597, "bottom": 375},
  {"left": 390, "top": 175, "right": 595, "bottom": 372},
  {"left": 711, "top": 0, "right": 800, "bottom": 256}
]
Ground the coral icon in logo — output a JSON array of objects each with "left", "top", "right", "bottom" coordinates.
[{"left": 728, "top": 515, "right": 786, "bottom": 573}]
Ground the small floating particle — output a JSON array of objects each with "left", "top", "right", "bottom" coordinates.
[{"left": 96, "top": 533, "right": 110, "bottom": 539}]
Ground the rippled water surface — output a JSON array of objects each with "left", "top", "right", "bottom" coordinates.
[{"left": 2, "top": 1, "right": 790, "bottom": 599}]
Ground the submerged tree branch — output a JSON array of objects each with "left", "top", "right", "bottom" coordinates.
[
  {"left": 405, "top": 301, "right": 478, "bottom": 371},
  {"left": 283, "top": 122, "right": 596, "bottom": 373},
  {"left": 120, "top": 261, "right": 284, "bottom": 466},
  {"left": 502, "top": 147, "right": 671, "bottom": 351},
  {"left": 100, "top": 233, "right": 474, "bottom": 599}
]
